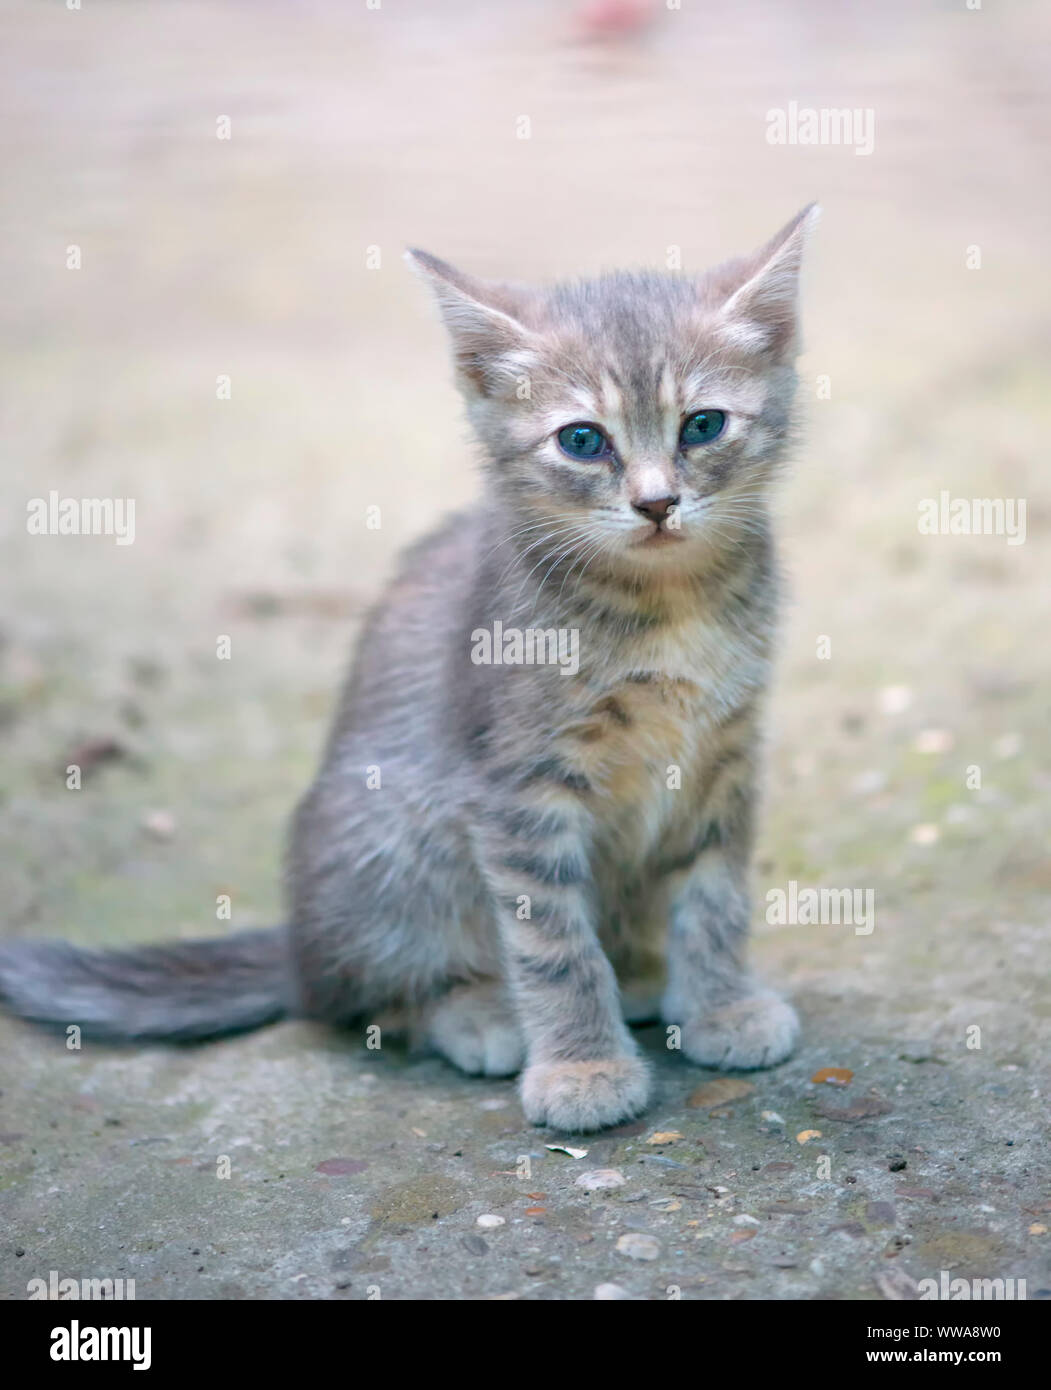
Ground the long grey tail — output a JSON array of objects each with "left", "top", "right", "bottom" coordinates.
[{"left": 0, "top": 927, "right": 290, "bottom": 1042}]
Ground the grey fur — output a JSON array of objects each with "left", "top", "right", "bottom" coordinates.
[
  {"left": 0, "top": 931, "right": 289, "bottom": 1041},
  {"left": 0, "top": 207, "right": 819, "bottom": 1130}
]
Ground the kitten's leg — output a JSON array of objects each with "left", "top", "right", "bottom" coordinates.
[
  {"left": 416, "top": 979, "right": 525, "bottom": 1077},
  {"left": 661, "top": 767, "right": 798, "bottom": 1069},
  {"left": 476, "top": 791, "right": 650, "bottom": 1131}
]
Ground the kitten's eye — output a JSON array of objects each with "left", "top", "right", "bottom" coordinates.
[
  {"left": 557, "top": 423, "right": 610, "bottom": 460},
  {"left": 680, "top": 410, "right": 726, "bottom": 447}
]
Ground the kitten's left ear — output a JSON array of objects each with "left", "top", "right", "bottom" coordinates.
[
  {"left": 718, "top": 203, "right": 820, "bottom": 358},
  {"left": 405, "top": 249, "right": 536, "bottom": 395}
]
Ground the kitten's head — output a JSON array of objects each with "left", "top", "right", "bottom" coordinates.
[{"left": 408, "top": 206, "right": 818, "bottom": 579}]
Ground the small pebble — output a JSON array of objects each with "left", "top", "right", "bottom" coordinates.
[
  {"left": 476, "top": 1214, "right": 505, "bottom": 1229},
  {"left": 909, "top": 823, "right": 939, "bottom": 846},
  {"left": 879, "top": 685, "right": 912, "bottom": 715},
  {"left": 575, "top": 1168, "right": 626, "bottom": 1191},
  {"left": 594, "top": 1282, "right": 633, "bottom": 1299},
  {"left": 616, "top": 1232, "right": 660, "bottom": 1261},
  {"left": 913, "top": 728, "right": 953, "bottom": 754},
  {"left": 141, "top": 809, "right": 176, "bottom": 839},
  {"left": 850, "top": 769, "right": 887, "bottom": 797}
]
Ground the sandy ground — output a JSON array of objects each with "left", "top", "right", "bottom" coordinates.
[{"left": 1, "top": 0, "right": 1048, "bottom": 1300}]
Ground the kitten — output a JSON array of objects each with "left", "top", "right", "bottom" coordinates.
[{"left": 0, "top": 206, "right": 819, "bottom": 1131}]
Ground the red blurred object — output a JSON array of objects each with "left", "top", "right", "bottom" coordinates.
[{"left": 577, "top": 0, "right": 662, "bottom": 40}]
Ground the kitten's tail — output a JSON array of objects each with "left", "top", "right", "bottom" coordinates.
[{"left": 0, "top": 927, "right": 290, "bottom": 1042}]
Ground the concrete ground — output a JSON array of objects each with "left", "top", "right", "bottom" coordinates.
[{"left": 1, "top": 0, "right": 1048, "bottom": 1300}]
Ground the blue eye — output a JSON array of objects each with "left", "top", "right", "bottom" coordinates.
[
  {"left": 557, "top": 423, "right": 609, "bottom": 460},
  {"left": 680, "top": 410, "right": 726, "bottom": 447}
]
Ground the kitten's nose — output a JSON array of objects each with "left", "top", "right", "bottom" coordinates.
[{"left": 631, "top": 494, "right": 680, "bottom": 525}]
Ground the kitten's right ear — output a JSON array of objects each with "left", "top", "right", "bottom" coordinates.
[
  {"left": 405, "top": 249, "right": 535, "bottom": 394},
  {"left": 716, "top": 203, "right": 820, "bottom": 359}
]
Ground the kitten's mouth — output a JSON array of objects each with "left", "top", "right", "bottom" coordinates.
[{"left": 634, "top": 527, "right": 684, "bottom": 548}]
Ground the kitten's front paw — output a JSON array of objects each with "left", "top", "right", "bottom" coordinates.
[
  {"left": 520, "top": 1056, "right": 650, "bottom": 1132},
  {"left": 678, "top": 991, "right": 799, "bottom": 1070}
]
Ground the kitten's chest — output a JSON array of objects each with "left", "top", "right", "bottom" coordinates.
[
  {"left": 565, "top": 674, "right": 704, "bottom": 805},
  {"left": 558, "top": 623, "right": 765, "bottom": 853}
]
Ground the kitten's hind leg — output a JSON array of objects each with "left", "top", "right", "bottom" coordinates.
[{"left": 416, "top": 979, "right": 526, "bottom": 1078}]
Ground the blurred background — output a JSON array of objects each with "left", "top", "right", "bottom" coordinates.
[{"left": 0, "top": 0, "right": 1048, "bottom": 1300}]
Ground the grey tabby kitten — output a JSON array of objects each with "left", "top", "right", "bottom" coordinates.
[{"left": 0, "top": 206, "right": 818, "bottom": 1131}]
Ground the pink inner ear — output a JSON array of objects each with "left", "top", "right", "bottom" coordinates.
[
  {"left": 408, "top": 250, "right": 538, "bottom": 392},
  {"left": 716, "top": 209, "right": 817, "bottom": 356}
]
